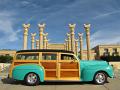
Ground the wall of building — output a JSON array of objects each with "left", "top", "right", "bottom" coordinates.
[
  {"left": 0, "top": 50, "right": 16, "bottom": 57},
  {"left": 93, "top": 45, "right": 120, "bottom": 57},
  {"left": 48, "top": 43, "right": 65, "bottom": 50},
  {"left": 93, "top": 45, "right": 120, "bottom": 69},
  {"left": 99, "top": 45, "right": 120, "bottom": 56},
  {"left": 81, "top": 50, "right": 96, "bottom": 60}
]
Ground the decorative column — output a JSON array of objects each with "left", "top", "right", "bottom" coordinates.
[
  {"left": 69, "top": 24, "right": 76, "bottom": 53},
  {"left": 38, "top": 23, "right": 45, "bottom": 49},
  {"left": 36, "top": 39, "right": 39, "bottom": 49},
  {"left": 84, "top": 24, "right": 91, "bottom": 60},
  {"left": 23, "top": 24, "right": 30, "bottom": 50},
  {"left": 66, "top": 33, "right": 71, "bottom": 51},
  {"left": 78, "top": 33, "right": 83, "bottom": 60},
  {"left": 75, "top": 39, "right": 78, "bottom": 56},
  {"left": 65, "top": 39, "right": 68, "bottom": 51},
  {"left": 43, "top": 33, "right": 48, "bottom": 49},
  {"left": 64, "top": 43, "right": 66, "bottom": 50},
  {"left": 46, "top": 39, "right": 49, "bottom": 49},
  {"left": 31, "top": 33, "right": 36, "bottom": 49}
]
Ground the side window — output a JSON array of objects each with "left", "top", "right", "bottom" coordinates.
[
  {"left": 61, "top": 54, "right": 75, "bottom": 60},
  {"left": 16, "top": 53, "right": 39, "bottom": 60},
  {"left": 42, "top": 53, "right": 57, "bottom": 60}
]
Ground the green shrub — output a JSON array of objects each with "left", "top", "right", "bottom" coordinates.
[
  {"left": 100, "top": 56, "right": 120, "bottom": 62},
  {"left": 0, "top": 55, "right": 13, "bottom": 63}
]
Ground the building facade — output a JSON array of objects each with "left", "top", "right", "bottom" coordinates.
[
  {"left": 0, "top": 50, "right": 16, "bottom": 57},
  {"left": 82, "top": 50, "right": 96, "bottom": 60},
  {"left": 93, "top": 45, "right": 120, "bottom": 69},
  {"left": 47, "top": 43, "right": 65, "bottom": 50},
  {"left": 93, "top": 45, "right": 120, "bottom": 59}
]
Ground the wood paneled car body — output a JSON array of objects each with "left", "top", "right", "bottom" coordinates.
[{"left": 9, "top": 49, "right": 114, "bottom": 85}]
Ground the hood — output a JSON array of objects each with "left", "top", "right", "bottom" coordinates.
[{"left": 80, "top": 60, "right": 108, "bottom": 66}]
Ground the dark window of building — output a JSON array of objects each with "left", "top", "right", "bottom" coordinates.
[
  {"left": 112, "top": 48, "right": 119, "bottom": 56},
  {"left": 103, "top": 48, "right": 110, "bottom": 56},
  {"left": 5, "top": 54, "right": 10, "bottom": 56},
  {"left": 113, "top": 48, "right": 117, "bottom": 52}
]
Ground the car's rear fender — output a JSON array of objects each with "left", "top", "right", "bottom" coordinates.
[{"left": 12, "top": 64, "right": 45, "bottom": 82}]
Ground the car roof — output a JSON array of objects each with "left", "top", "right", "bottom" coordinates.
[{"left": 16, "top": 49, "right": 74, "bottom": 54}]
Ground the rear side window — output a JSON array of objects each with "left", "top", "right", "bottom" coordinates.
[
  {"left": 16, "top": 53, "right": 39, "bottom": 60},
  {"left": 42, "top": 53, "right": 57, "bottom": 60}
]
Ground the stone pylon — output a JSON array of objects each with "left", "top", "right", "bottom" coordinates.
[
  {"left": 78, "top": 33, "right": 83, "bottom": 60},
  {"left": 31, "top": 33, "right": 36, "bottom": 49},
  {"left": 75, "top": 39, "right": 78, "bottom": 56},
  {"left": 46, "top": 39, "right": 49, "bottom": 49},
  {"left": 23, "top": 24, "right": 30, "bottom": 50},
  {"left": 43, "top": 33, "right": 48, "bottom": 49},
  {"left": 66, "top": 33, "right": 71, "bottom": 51},
  {"left": 84, "top": 24, "right": 91, "bottom": 60},
  {"left": 69, "top": 24, "right": 76, "bottom": 53},
  {"left": 36, "top": 39, "right": 39, "bottom": 49},
  {"left": 38, "top": 23, "right": 45, "bottom": 49},
  {"left": 64, "top": 43, "right": 66, "bottom": 50},
  {"left": 65, "top": 39, "right": 68, "bottom": 51}
]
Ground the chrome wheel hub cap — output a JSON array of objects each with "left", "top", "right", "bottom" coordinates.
[
  {"left": 27, "top": 73, "right": 37, "bottom": 84},
  {"left": 95, "top": 73, "right": 105, "bottom": 84}
]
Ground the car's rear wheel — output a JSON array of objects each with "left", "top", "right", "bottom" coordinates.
[
  {"left": 25, "top": 72, "right": 39, "bottom": 86},
  {"left": 94, "top": 72, "right": 107, "bottom": 85}
]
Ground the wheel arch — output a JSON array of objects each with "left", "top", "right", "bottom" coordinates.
[
  {"left": 93, "top": 70, "right": 109, "bottom": 81},
  {"left": 94, "top": 70, "right": 109, "bottom": 76}
]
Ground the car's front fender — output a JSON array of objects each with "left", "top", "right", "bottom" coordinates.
[{"left": 81, "top": 65, "right": 114, "bottom": 81}]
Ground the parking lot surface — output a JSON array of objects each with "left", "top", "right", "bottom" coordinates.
[{"left": 0, "top": 75, "right": 120, "bottom": 90}]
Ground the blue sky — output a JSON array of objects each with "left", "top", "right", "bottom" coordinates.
[{"left": 0, "top": 0, "right": 120, "bottom": 50}]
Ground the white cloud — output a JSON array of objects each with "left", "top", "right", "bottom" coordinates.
[
  {"left": 0, "top": 11, "right": 20, "bottom": 46},
  {"left": 93, "top": 10, "right": 120, "bottom": 19},
  {"left": 89, "top": 29, "right": 120, "bottom": 48},
  {"left": 21, "top": 1, "right": 30, "bottom": 5}
]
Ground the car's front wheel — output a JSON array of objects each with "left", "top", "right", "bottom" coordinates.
[
  {"left": 94, "top": 72, "right": 107, "bottom": 85},
  {"left": 25, "top": 72, "right": 39, "bottom": 86}
]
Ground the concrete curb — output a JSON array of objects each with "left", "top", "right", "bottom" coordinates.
[{"left": 0, "top": 76, "right": 7, "bottom": 80}]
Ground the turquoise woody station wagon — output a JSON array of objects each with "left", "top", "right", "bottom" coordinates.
[{"left": 8, "top": 49, "right": 114, "bottom": 86}]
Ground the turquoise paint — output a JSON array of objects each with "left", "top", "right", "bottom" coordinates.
[
  {"left": 12, "top": 60, "right": 114, "bottom": 82},
  {"left": 79, "top": 60, "right": 114, "bottom": 81},
  {"left": 12, "top": 64, "right": 44, "bottom": 82}
]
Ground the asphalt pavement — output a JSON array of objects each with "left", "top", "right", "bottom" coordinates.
[{"left": 0, "top": 70, "right": 120, "bottom": 90}]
